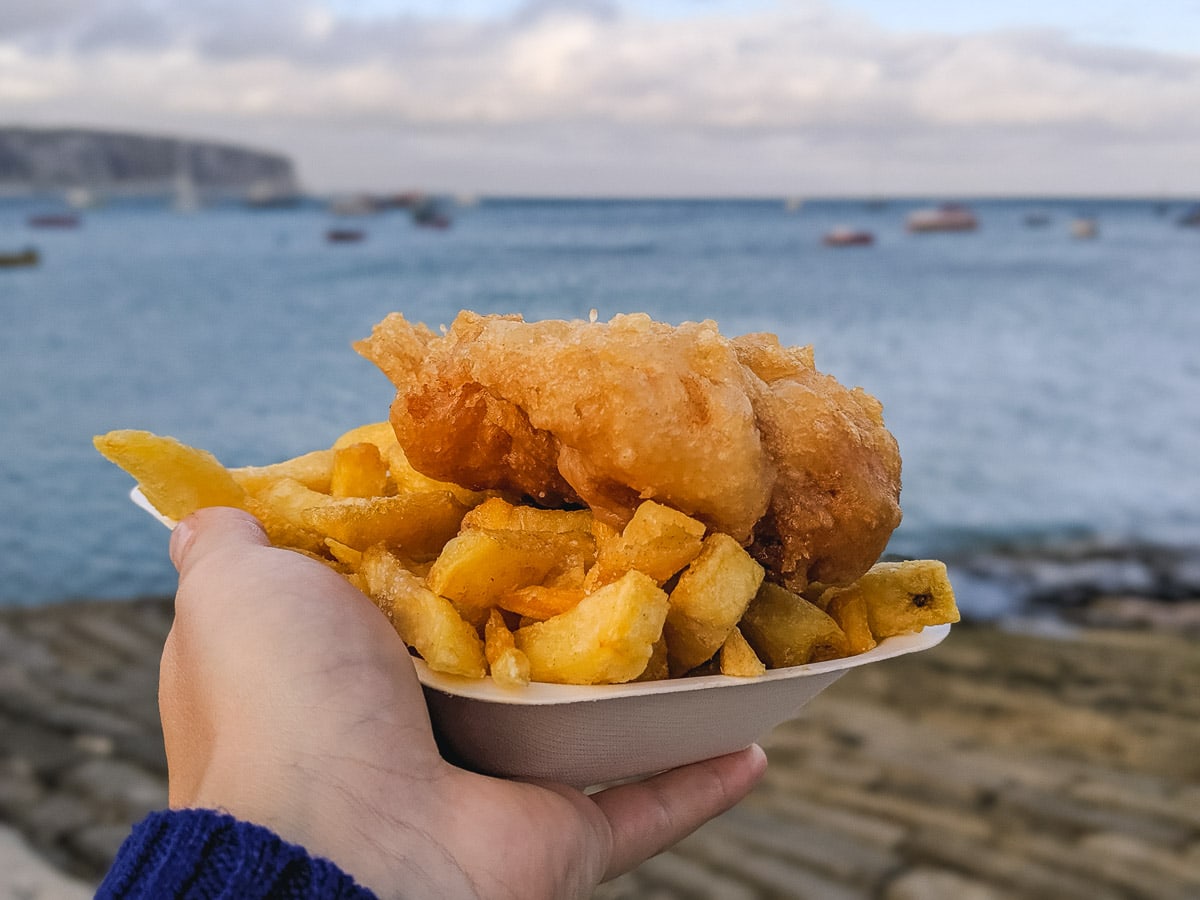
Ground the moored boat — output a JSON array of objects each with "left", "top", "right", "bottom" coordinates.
[
  {"left": 326, "top": 228, "right": 366, "bottom": 243},
  {"left": 412, "top": 197, "right": 452, "bottom": 229},
  {"left": 906, "top": 203, "right": 978, "bottom": 233},
  {"left": 1070, "top": 217, "right": 1099, "bottom": 239},
  {"left": 28, "top": 213, "right": 80, "bottom": 229},
  {"left": 822, "top": 227, "right": 874, "bottom": 247},
  {"left": 0, "top": 248, "right": 39, "bottom": 268}
]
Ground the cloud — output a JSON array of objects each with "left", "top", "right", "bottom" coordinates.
[{"left": 2, "top": 0, "right": 1198, "bottom": 193}]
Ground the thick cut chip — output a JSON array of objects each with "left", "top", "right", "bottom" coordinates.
[
  {"left": 334, "top": 420, "right": 485, "bottom": 506},
  {"left": 332, "top": 421, "right": 401, "bottom": 451},
  {"left": 719, "top": 627, "right": 767, "bottom": 678},
  {"left": 360, "top": 546, "right": 486, "bottom": 678},
  {"left": 303, "top": 492, "right": 468, "bottom": 556},
  {"left": 462, "top": 497, "right": 593, "bottom": 534},
  {"left": 739, "top": 582, "right": 849, "bottom": 668},
  {"left": 819, "top": 560, "right": 959, "bottom": 639},
  {"left": 635, "top": 636, "right": 670, "bottom": 682},
  {"left": 93, "top": 430, "right": 247, "bottom": 521},
  {"left": 231, "top": 448, "right": 335, "bottom": 495},
  {"left": 586, "top": 500, "right": 706, "bottom": 588},
  {"left": 324, "top": 538, "right": 363, "bottom": 570},
  {"left": 484, "top": 610, "right": 532, "bottom": 688},
  {"left": 664, "top": 533, "right": 765, "bottom": 675},
  {"left": 331, "top": 443, "right": 390, "bottom": 498},
  {"left": 824, "top": 590, "right": 877, "bottom": 655},
  {"left": 497, "top": 585, "right": 584, "bottom": 621},
  {"left": 427, "top": 528, "right": 596, "bottom": 626},
  {"left": 514, "top": 571, "right": 669, "bottom": 684},
  {"left": 247, "top": 478, "right": 334, "bottom": 554}
]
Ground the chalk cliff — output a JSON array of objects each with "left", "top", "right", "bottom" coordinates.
[{"left": 0, "top": 126, "right": 298, "bottom": 196}]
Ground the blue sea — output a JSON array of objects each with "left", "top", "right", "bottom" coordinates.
[{"left": 2, "top": 195, "right": 1198, "bottom": 614}]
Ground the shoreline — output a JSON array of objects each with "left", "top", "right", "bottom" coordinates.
[{"left": 2, "top": 594, "right": 1198, "bottom": 897}]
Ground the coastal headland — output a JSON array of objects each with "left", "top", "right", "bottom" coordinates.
[
  {"left": 1, "top": 575, "right": 1197, "bottom": 898},
  {"left": 0, "top": 126, "right": 298, "bottom": 199}
]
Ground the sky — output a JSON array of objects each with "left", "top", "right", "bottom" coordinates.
[{"left": 2, "top": 0, "right": 1199, "bottom": 197}]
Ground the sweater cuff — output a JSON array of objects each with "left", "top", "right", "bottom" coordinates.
[{"left": 96, "top": 807, "right": 378, "bottom": 899}]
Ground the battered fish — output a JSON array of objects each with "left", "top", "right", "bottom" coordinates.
[{"left": 356, "top": 311, "right": 901, "bottom": 588}]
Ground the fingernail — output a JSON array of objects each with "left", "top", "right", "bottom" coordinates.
[{"left": 169, "top": 516, "right": 196, "bottom": 571}]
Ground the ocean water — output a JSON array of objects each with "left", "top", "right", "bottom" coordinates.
[{"left": 2, "top": 195, "right": 1198, "bottom": 611}]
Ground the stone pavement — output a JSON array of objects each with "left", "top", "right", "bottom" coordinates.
[{"left": 1, "top": 597, "right": 1197, "bottom": 899}]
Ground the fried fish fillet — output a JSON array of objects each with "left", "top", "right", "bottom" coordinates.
[{"left": 356, "top": 311, "right": 901, "bottom": 588}]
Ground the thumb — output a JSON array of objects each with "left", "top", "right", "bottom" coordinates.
[
  {"left": 170, "top": 506, "right": 270, "bottom": 575},
  {"left": 592, "top": 743, "right": 768, "bottom": 879}
]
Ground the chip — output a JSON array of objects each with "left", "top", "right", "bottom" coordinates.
[
  {"left": 818, "top": 560, "right": 959, "bottom": 639},
  {"left": 663, "top": 533, "right": 765, "bottom": 676},
  {"left": 585, "top": 500, "right": 706, "bottom": 589},
  {"left": 718, "top": 627, "right": 766, "bottom": 678},
  {"left": 330, "top": 443, "right": 390, "bottom": 498},
  {"left": 360, "top": 545, "right": 486, "bottom": 678},
  {"left": 94, "top": 430, "right": 247, "bottom": 522},
  {"left": 484, "top": 610, "right": 532, "bottom": 688},
  {"left": 739, "top": 582, "right": 849, "bottom": 668},
  {"left": 426, "top": 527, "right": 595, "bottom": 626},
  {"left": 514, "top": 570, "right": 669, "bottom": 684}
]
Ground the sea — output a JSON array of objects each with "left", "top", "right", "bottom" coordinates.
[{"left": 2, "top": 195, "right": 1198, "bottom": 617}]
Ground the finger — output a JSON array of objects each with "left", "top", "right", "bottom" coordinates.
[
  {"left": 591, "top": 743, "right": 767, "bottom": 880},
  {"left": 169, "top": 506, "right": 269, "bottom": 574}
]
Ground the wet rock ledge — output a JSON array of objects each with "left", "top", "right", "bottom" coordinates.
[{"left": 1, "top": 596, "right": 1198, "bottom": 899}]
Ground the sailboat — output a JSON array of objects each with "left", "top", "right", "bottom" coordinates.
[{"left": 172, "top": 143, "right": 201, "bottom": 212}]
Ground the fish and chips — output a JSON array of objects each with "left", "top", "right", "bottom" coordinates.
[{"left": 96, "top": 311, "right": 957, "bottom": 687}]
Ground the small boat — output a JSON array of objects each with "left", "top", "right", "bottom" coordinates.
[
  {"left": 65, "top": 187, "right": 103, "bottom": 210},
  {"left": 412, "top": 198, "right": 452, "bottom": 229},
  {"left": 326, "top": 228, "right": 366, "bottom": 243},
  {"left": 822, "top": 227, "right": 874, "bottom": 247},
  {"left": 28, "top": 213, "right": 80, "bottom": 229},
  {"left": 328, "top": 194, "right": 378, "bottom": 216},
  {"left": 0, "top": 248, "right": 39, "bottom": 268},
  {"left": 906, "top": 203, "right": 978, "bottom": 233},
  {"left": 1070, "top": 217, "right": 1098, "bottom": 239},
  {"left": 1178, "top": 205, "right": 1200, "bottom": 227}
]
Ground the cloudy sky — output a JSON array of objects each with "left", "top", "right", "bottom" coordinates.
[{"left": 2, "top": 0, "right": 1199, "bottom": 196}]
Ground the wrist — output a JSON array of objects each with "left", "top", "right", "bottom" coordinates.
[{"left": 186, "top": 751, "right": 478, "bottom": 899}]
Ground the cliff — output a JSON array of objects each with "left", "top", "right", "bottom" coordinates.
[{"left": 0, "top": 126, "right": 299, "bottom": 196}]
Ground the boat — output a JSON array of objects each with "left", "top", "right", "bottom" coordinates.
[
  {"left": 0, "top": 248, "right": 39, "bottom": 268},
  {"left": 1070, "top": 217, "right": 1098, "bottom": 239},
  {"left": 28, "top": 213, "right": 80, "bottom": 229},
  {"left": 65, "top": 187, "right": 103, "bottom": 209},
  {"left": 326, "top": 228, "right": 366, "bottom": 243},
  {"left": 1178, "top": 205, "right": 1200, "bottom": 227},
  {"left": 412, "top": 197, "right": 452, "bottom": 229},
  {"left": 328, "top": 194, "right": 379, "bottom": 216},
  {"left": 906, "top": 203, "right": 978, "bottom": 233},
  {"left": 822, "top": 227, "right": 874, "bottom": 247}
]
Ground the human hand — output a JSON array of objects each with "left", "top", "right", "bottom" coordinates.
[{"left": 160, "top": 506, "right": 767, "bottom": 899}]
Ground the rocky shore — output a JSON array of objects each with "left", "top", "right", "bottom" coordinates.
[{"left": 1, "top": 590, "right": 1198, "bottom": 899}]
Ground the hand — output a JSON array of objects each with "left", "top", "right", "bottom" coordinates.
[{"left": 160, "top": 507, "right": 767, "bottom": 899}]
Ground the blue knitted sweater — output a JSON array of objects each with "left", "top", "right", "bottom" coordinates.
[{"left": 96, "top": 808, "right": 378, "bottom": 899}]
